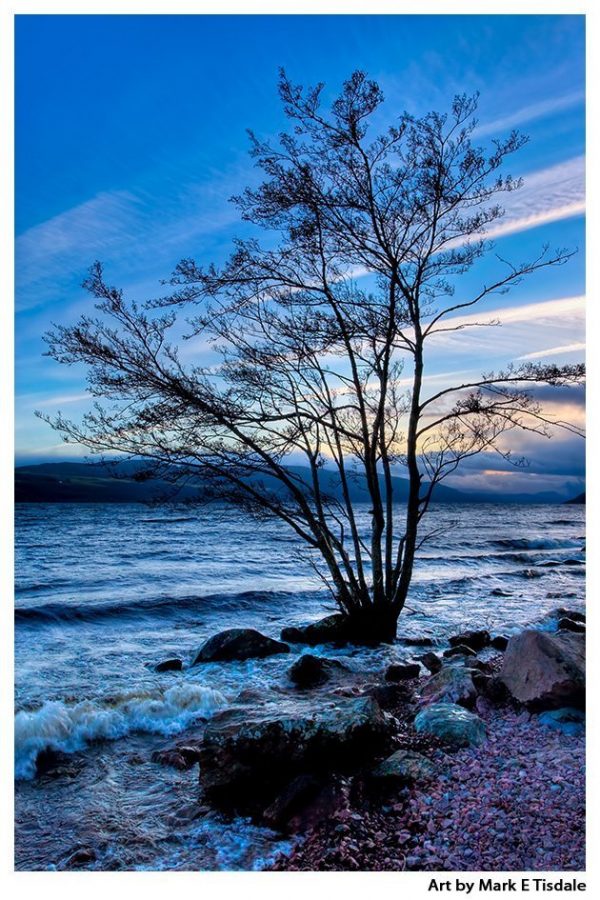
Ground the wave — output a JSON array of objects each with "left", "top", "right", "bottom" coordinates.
[
  {"left": 490, "top": 538, "right": 581, "bottom": 551},
  {"left": 15, "top": 589, "right": 298, "bottom": 626},
  {"left": 15, "top": 682, "right": 227, "bottom": 780},
  {"left": 140, "top": 517, "right": 199, "bottom": 524}
]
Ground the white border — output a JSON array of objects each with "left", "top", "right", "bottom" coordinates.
[{"left": 2, "top": 3, "right": 595, "bottom": 897}]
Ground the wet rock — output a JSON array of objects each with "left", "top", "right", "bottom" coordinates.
[
  {"left": 191, "top": 628, "right": 290, "bottom": 664},
  {"left": 35, "top": 748, "right": 84, "bottom": 779},
  {"left": 558, "top": 617, "right": 585, "bottom": 634},
  {"left": 448, "top": 629, "right": 490, "bottom": 652},
  {"left": 490, "top": 635, "right": 509, "bottom": 651},
  {"left": 368, "top": 749, "right": 438, "bottom": 786},
  {"left": 198, "top": 696, "right": 393, "bottom": 808},
  {"left": 154, "top": 657, "right": 183, "bottom": 672},
  {"left": 537, "top": 707, "right": 585, "bottom": 736},
  {"left": 443, "top": 644, "right": 476, "bottom": 659},
  {"left": 385, "top": 662, "right": 421, "bottom": 681},
  {"left": 151, "top": 741, "right": 203, "bottom": 770},
  {"left": 500, "top": 629, "right": 585, "bottom": 710},
  {"left": 289, "top": 654, "right": 348, "bottom": 688},
  {"left": 475, "top": 675, "right": 509, "bottom": 704},
  {"left": 556, "top": 608, "right": 585, "bottom": 623},
  {"left": 491, "top": 588, "right": 511, "bottom": 597},
  {"left": 262, "top": 774, "right": 323, "bottom": 830},
  {"left": 464, "top": 658, "right": 493, "bottom": 674},
  {"left": 400, "top": 635, "right": 435, "bottom": 647},
  {"left": 414, "top": 702, "right": 486, "bottom": 748},
  {"left": 63, "top": 847, "right": 97, "bottom": 869},
  {"left": 418, "top": 651, "right": 443, "bottom": 674},
  {"left": 369, "top": 682, "right": 413, "bottom": 710},
  {"left": 281, "top": 614, "right": 350, "bottom": 646},
  {"left": 420, "top": 666, "right": 477, "bottom": 708}
]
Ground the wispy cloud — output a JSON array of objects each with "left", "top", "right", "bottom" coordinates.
[
  {"left": 440, "top": 156, "right": 585, "bottom": 250},
  {"left": 15, "top": 169, "right": 247, "bottom": 313},
  {"left": 428, "top": 295, "right": 585, "bottom": 362},
  {"left": 473, "top": 90, "right": 584, "bottom": 138},
  {"left": 487, "top": 155, "right": 585, "bottom": 237},
  {"left": 518, "top": 341, "right": 586, "bottom": 361}
]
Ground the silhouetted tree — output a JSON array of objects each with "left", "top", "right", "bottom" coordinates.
[{"left": 43, "top": 72, "right": 585, "bottom": 641}]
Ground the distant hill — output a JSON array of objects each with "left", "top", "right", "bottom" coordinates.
[
  {"left": 566, "top": 491, "right": 586, "bottom": 504},
  {"left": 15, "top": 461, "right": 577, "bottom": 505}
]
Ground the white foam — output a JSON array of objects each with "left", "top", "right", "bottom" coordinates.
[{"left": 15, "top": 682, "right": 227, "bottom": 780}]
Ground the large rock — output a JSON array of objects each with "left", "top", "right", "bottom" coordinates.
[
  {"left": 198, "top": 696, "right": 393, "bottom": 807},
  {"left": 558, "top": 617, "right": 585, "bottom": 634},
  {"left": 281, "top": 614, "right": 350, "bottom": 646},
  {"left": 288, "top": 654, "right": 348, "bottom": 688},
  {"left": 369, "top": 749, "right": 438, "bottom": 786},
  {"left": 490, "top": 635, "right": 509, "bottom": 651},
  {"left": 449, "top": 629, "right": 490, "bottom": 652},
  {"left": 419, "top": 666, "right": 477, "bottom": 708},
  {"left": 414, "top": 702, "right": 486, "bottom": 748},
  {"left": 191, "top": 628, "right": 290, "bottom": 664},
  {"left": 555, "top": 608, "right": 585, "bottom": 624},
  {"left": 385, "top": 662, "right": 421, "bottom": 681},
  {"left": 500, "top": 629, "right": 585, "bottom": 710},
  {"left": 261, "top": 774, "right": 323, "bottom": 830}
]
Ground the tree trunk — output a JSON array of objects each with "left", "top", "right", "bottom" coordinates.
[{"left": 344, "top": 604, "right": 399, "bottom": 644}]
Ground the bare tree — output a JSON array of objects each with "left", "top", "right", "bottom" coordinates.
[{"left": 43, "top": 71, "right": 585, "bottom": 641}]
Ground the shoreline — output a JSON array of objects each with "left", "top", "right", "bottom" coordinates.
[
  {"left": 270, "top": 701, "right": 584, "bottom": 871},
  {"left": 15, "top": 592, "right": 586, "bottom": 871}
]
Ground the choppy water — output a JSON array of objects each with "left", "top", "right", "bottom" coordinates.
[{"left": 14, "top": 502, "right": 585, "bottom": 870}]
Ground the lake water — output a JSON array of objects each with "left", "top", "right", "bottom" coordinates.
[{"left": 14, "top": 502, "right": 585, "bottom": 870}]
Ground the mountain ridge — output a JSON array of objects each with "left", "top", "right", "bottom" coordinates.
[{"left": 14, "top": 461, "right": 580, "bottom": 505}]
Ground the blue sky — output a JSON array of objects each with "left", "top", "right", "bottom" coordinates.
[{"left": 15, "top": 14, "right": 585, "bottom": 496}]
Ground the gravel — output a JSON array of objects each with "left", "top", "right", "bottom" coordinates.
[{"left": 271, "top": 703, "right": 584, "bottom": 871}]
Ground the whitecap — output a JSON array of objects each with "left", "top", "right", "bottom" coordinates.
[{"left": 15, "top": 682, "right": 227, "bottom": 780}]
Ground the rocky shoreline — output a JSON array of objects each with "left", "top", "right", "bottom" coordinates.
[{"left": 146, "top": 607, "right": 585, "bottom": 872}]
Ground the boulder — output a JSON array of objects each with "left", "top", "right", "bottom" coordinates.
[
  {"left": 191, "top": 628, "right": 290, "bottom": 664},
  {"left": 154, "top": 657, "right": 183, "bottom": 672},
  {"left": 490, "top": 635, "right": 509, "bottom": 651},
  {"left": 368, "top": 749, "right": 438, "bottom": 786},
  {"left": 368, "top": 682, "right": 413, "bottom": 710},
  {"left": 500, "top": 629, "right": 585, "bottom": 710},
  {"left": 555, "top": 608, "right": 585, "bottom": 623},
  {"left": 281, "top": 614, "right": 350, "bottom": 646},
  {"left": 448, "top": 629, "right": 490, "bottom": 652},
  {"left": 443, "top": 644, "right": 476, "bottom": 659},
  {"left": 558, "top": 617, "right": 585, "bottom": 634},
  {"left": 418, "top": 651, "right": 443, "bottom": 674},
  {"left": 419, "top": 666, "right": 477, "bottom": 708},
  {"left": 414, "top": 702, "right": 486, "bottom": 748},
  {"left": 385, "top": 662, "right": 421, "bottom": 681},
  {"left": 198, "top": 696, "right": 393, "bottom": 807},
  {"left": 537, "top": 707, "right": 585, "bottom": 736},
  {"left": 261, "top": 774, "right": 322, "bottom": 830},
  {"left": 289, "top": 654, "right": 348, "bottom": 688}
]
